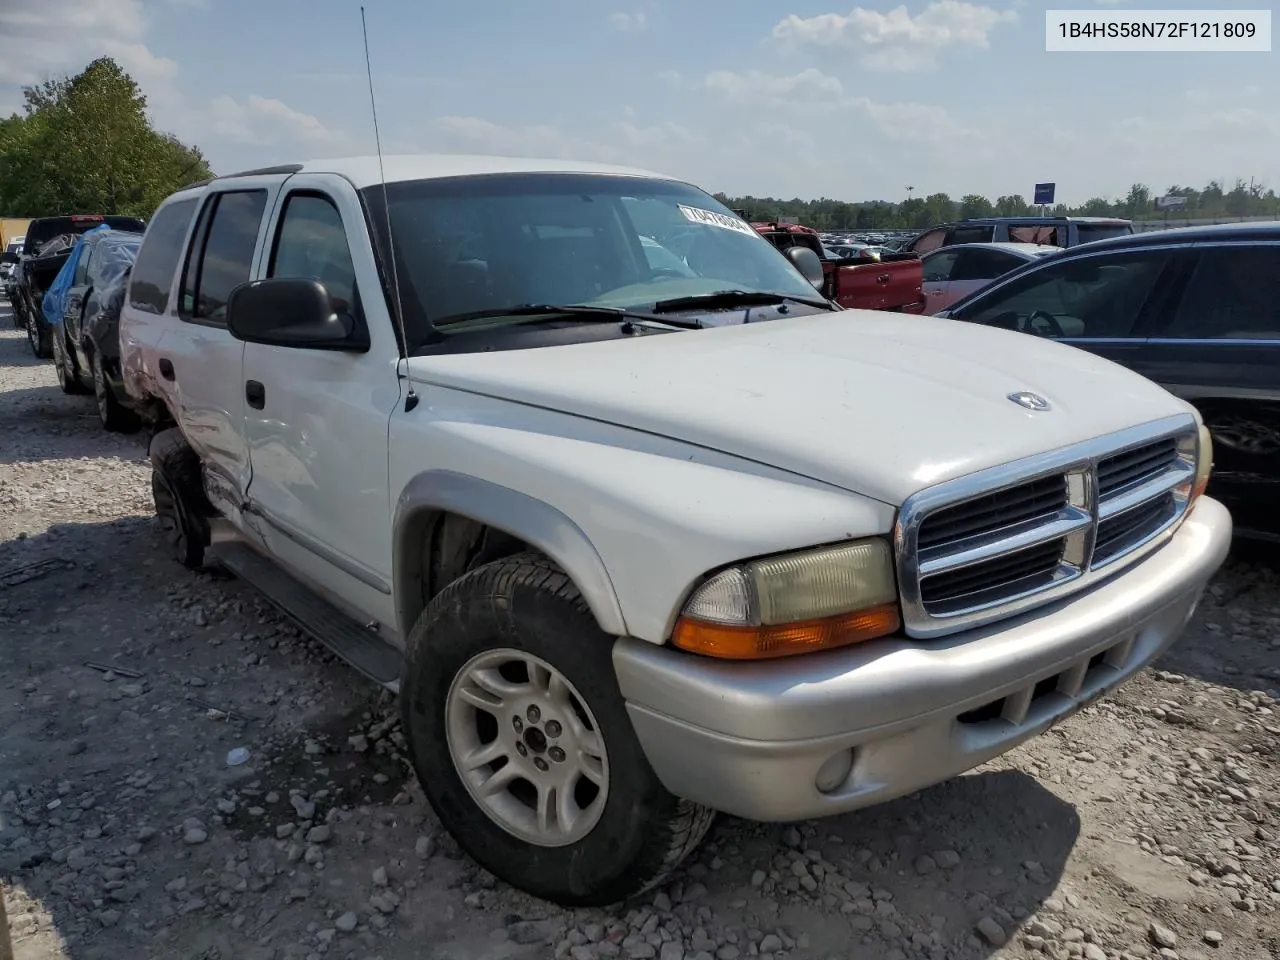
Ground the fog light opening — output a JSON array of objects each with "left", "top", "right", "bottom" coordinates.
[{"left": 815, "top": 749, "right": 855, "bottom": 794}]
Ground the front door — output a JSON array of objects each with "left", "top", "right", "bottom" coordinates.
[{"left": 239, "top": 176, "right": 404, "bottom": 630}]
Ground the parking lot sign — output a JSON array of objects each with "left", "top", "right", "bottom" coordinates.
[{"left": 1034, "top": 182, "right": 1056, "bottom": 205}]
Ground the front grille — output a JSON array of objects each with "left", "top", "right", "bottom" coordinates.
[{"left": 896, "top": 418, "right": 1198, "bottom": 639}]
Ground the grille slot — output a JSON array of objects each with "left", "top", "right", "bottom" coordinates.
[
  {"left": 1093, "top": 492, "right": 1177, "bottom": 566},
  {"left": 917, "top": 475, "right": 1067, "bottom": 551},
  {"left": 1098, "top": 438, "right": 1179, "bottom": 499},
  {"left": 921, "top": 538, "right": 1064, "bottom": 613}
]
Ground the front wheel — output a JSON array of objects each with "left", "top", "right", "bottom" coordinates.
[{"left": 400, "top": 552, "right": 714, "bottom": 906}]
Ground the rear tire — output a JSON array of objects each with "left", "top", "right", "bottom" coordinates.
[
  {"left": 400, "top": 552, "right": 714, "bottom": 907},
  {"left": 92, "top": 352, "right": 141, "bottom": 433},
  {"left": 148, "top": 428, "right": 209, "bottom": 570}
]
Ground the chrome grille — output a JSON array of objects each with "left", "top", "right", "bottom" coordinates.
[{"left": 896, "top": 416, "right": 1198, "bottom": 639}]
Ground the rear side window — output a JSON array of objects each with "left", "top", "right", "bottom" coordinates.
[
  {"left": 181, "top": 190, "right": 267, "bottom": 325},
  {"left": 911, "top": 228, "right": 948, "bottom": 254},
  {"left": 946, "top": 225, "right": 994, "bottom": 246},
  {"left": 1009, "top": 225, "right": 1062, "bottom": 246},
  {"left": 129, "top": 197, "right": 199, "bottom": 315}
]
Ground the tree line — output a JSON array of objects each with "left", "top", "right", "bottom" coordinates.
[
  {"left": 0, "top": 58, "right": 212, "bottom": 219},
  {"left": 716, "top": 179, "right": 1280, "bottom": 232}
]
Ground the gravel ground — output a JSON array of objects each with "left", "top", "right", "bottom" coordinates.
[{"left": 1, "top": 307, "right": 1278, "bottom": 960}]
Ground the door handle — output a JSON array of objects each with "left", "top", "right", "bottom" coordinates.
[
  {"left": 158, "top": 357, "right": 175, "bottom": 381},
  {"left": 246, "top": 380, "right": 265, "bottom": 410}
]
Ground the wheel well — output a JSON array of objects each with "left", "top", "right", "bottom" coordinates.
[{"left": 400, "top": 511, "right": 533, "bottom": 635}]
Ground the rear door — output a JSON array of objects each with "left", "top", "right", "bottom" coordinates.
[
  {"left": 1138, "top": 242, "right": 1280, "bottom": 539},
  {"left": 159, "top": 176, "right": 286, "bottom": 517}
]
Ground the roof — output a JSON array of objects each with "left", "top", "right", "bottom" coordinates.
[
  {"left": 215, "top": 154, "right": 674, "bottom": 189},
  {"left": 1067, "top": 219, "right": 1280, "bottom": 252},
  {"left": 925, "top": 242, "right": 1063, "bottom": 257},
  {"left": 954, "top": 216, "right": 1131, "bottom": 225}
]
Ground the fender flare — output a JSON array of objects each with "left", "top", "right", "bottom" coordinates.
[{"left": 392, "top": 470, "right": 628, "bottom": 639}]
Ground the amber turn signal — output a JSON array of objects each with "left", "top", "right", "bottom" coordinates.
[{"left": 671, "top": 603, "right": 901, "bottom": 660}]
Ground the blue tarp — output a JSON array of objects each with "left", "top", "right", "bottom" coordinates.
[{"left": 42, "top": 224, "right": 112, "bottom": 328}]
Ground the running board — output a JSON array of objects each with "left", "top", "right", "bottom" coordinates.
[{"left": 211, "top": 542, "right": 404, "bottom": 691}]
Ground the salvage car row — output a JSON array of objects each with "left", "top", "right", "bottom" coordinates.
[{"left": 0, "top": 157, "right": 1267, "bottom": 908}]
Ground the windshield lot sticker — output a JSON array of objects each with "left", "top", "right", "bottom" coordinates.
[{"left": 677, "top": 204, "right": 756, "bottom": 237}]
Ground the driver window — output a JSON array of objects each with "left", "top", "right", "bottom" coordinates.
[
  {"left": 923, "top": 250, "right": 961, "bottom": 283},
  {"left": 954, "top": 251, "right": 1169, "bottom": 339},
  {"left": 269, "top": 193, "right": 357, "bottom": 314}
]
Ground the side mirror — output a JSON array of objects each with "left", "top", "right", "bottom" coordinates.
[
  {"left": 785, "top": 246, "right": 825, "bottom": 289},
  {"left": 226, "top": 277, "right": 368, "bottom": 351},
  {"left": 0, "top": 251, "right": 18, "bottom": 265}
]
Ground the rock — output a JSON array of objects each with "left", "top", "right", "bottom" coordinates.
[
  {"left": 659, "top": 944, "right": 684, "bottom": 960},
  {"left": 276, "top": 824, "right": 295, "bottom": 839},
  {"left": 759, "top": 934, "right": 782, "bottom": 953},
  {"left": 914, "top": 854, "right": 937, "bottom": 874},
  {"left": 183, "top": 827, "right": 208, "bottom": 845},
  {"left": 415, "top": 835, "right": 435, "bottom": 859},
  {"left": 1149, "top": 922, "right": 1177, "bottom": 948},
  {"left": 751, "top": 869, "right": 766, "bottom": 888},
  {"left": 1203, "top": 930, "right": 1223, "bottom": 946},
  {"left": 1083, "top": 945, "right": 1106, "bottom": 960},
  {"left": 373, "top": 866, "right": 389, "bottom": 887},
  {"left": 290, "top": 795, "right": 316, "bottom": 819},
  {"left": 119, "top": 683, "right": 144, "bottom": 698},
  {"left": 335, "top": 911, "right": 358, "bottom": 932},
  {"left": 934, "top": 850, "right": 961, "bottom": 869},
  {"left": 306, "top": 825, "right": 332, "bottom": 844},
  {"left": 975, "top": 917, "right": 1007, "bottom": 946}
]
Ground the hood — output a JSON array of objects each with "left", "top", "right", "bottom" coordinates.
[{"left": 406, "top": 312, "right": 1192, "bottom": 506}]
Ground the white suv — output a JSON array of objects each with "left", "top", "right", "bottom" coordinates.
[{"left": 118, "top": 155, "right": 1230, "bottom": 906}]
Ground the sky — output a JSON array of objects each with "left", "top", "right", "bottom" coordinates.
[{"left": 0, "top": 0, "right": 1276, "bottom": 205}]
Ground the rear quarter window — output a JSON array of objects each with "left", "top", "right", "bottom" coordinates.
[{"left": 128, "top": 197, "right": 200, "bottom": 315}]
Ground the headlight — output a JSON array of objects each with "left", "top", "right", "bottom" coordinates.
[
  {"left": 1193, "top": 423, "right": 1213, "bottom": 501},
  {"left": 671, "top": 539, "right": 900, "bottom": 660}
]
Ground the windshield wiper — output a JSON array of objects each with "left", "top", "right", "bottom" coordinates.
[
  {"left": 434, "top": 303, "right": 703, "bottom": 330},
  {"left": 651, "top": 289, "right": 834, "bottom": 314}
]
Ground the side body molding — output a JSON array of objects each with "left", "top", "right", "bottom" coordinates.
[{"left": 392, "top": 470, "right": 629, "bottom": 641}]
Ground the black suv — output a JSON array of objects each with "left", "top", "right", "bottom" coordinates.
[{"left": 937, "top": 221, "right": 1280, "bottom": 542}]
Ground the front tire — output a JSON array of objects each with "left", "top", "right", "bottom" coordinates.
[{"left": 400, "top": 553, "right": 714, "bottom": 906}]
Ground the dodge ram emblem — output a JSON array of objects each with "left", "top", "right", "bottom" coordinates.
[{"left": 1008, "top": 391, "right": 1051, "bottom": 411}]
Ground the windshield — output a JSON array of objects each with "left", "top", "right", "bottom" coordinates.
[{"left": 360, "top": 173, "right": 818, "bottom": 349}]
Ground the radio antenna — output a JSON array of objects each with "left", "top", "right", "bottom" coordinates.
[{"left": 361, "top": 5, "right": 416, "bottom": 410}]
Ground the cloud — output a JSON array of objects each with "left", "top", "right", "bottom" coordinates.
[
  {"left": 704, "top": 68, "right": 844, "bottom": 101},
  {"left": 609, "top": 11, "right": 647, "bottom": 32},
  {"left": 0, "top": 0, "right": 176, "bottom": 100},
  {"left": 701, "top": 69, "right": 970, "bottom": 144},
  {"left": 208, "top": 94, "right": 336, "bottom": 145},
  {"left": 770, "top": 1, "right": 1017, "bottom": 71}
]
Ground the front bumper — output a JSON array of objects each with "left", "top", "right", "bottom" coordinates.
[{"left": 613, "top": 495, "right": 1231, "bottom": 822}]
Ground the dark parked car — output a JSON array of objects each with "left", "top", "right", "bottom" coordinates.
[
  {"left": 12, "top": 215, "right": 146, "bottom": 357},
  {"left": 937, "top": 221, "right": 1280, "bottom": 542},
  {"left": 907, "top": 217, "right": 1133, "bottom": 255},
  {"left": 47, "top": 228, "right": 144, "bottom": 431}
]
